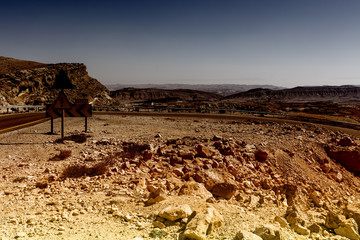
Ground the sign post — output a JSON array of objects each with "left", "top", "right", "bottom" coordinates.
[
  {"left": 46, "top": 69, "right": 92, "bottom": 138},
  {"left": 53, "top": 90, "right": 72, "bottom": 138},
  {"left": 61, "top": 110, "right": 64, "bottom": 138},
  {"left": 50, "top": 70, "right": 74, "bottom": 138},
  {"left": 51, "top": 117, "right": 54, "bottom": 134}
]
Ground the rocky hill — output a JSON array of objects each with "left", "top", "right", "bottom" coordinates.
[
  {"left": 0, "top": 57, "right": 111, "bottom": 106},
  {"left": 224, "top": 85, "right": 360, "bottom": 103},
  {"left": 111, "top": 87, "right": 222, "bottom": 103},
  {"left": 0, "top": 56, "right": 46, "bottom": 74}
]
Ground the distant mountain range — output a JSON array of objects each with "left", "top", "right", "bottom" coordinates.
[
  {"left": 108, "top": 84, "right": 360, "bottom": 103},
  {"left": 106, "top": 83, "right": 283, "bottom": 97},
  {"left": 111, "top": 87, "right": 221, "bottom": 103},
  {"left": 224, "top": 85, "right": 360, "bottom": 103}
]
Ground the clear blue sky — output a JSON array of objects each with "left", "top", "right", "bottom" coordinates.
[{"left": 1, "top": 0, "right": 360, "bottom": 87}]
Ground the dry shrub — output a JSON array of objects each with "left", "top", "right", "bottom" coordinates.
[
  {"left": 61, "top": 164, "right": 89, "bottom": 178},
  {"left": 55, "top": 134, "right": 90, "bottom": 144},
  {"left": 59, "top": 150, "right": 72, "bottom": 158},
  {"left": 61, "top": 157, "right": 115, "bottom": 179},
  {"left": 87, "top": 161, "right": 109, "bottom": 177},
  {"left": 49, "top": 150, "right": 72, "bottom": 161},
  {"left": 122, "top": 142, "right": 152, "bottom": 158},
  {"left": 13, "top": 176, "right": 27, "bottom": 183},
  {"left": 35, "top": 175, "right": 56, "bottom": 189}
]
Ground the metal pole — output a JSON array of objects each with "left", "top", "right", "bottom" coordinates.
[
  {"left": 61, "top": 109, "right": 64, "bottom": 139},
  {"left": 85, "top": 117, "right": 88, "bottom": 133},
  {"left": 51, "top": 117, "right": 54, "bottom": 134}
]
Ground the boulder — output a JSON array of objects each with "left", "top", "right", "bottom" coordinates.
[
  {"left": 178, "top": 150, "right": 195, "bottom": 160},
  {"left": 212, "top": 135, "right": 222, "bottom": 141},
  {"left": 146, "top": 188, "right": 167, "bottom": 205},
  {"left": 235, "top": 230, "right": 262, "bottom": 240},
  {"left": 220, "top": 146, "right": 236, "bottom": 156},
  {"left": 329, "top": 172, "right": 343, "bottom": 183},
  {"left": 255, "top": 150, "right": 268, "bottom": 161},
  {"left": 211, "top": 182, "right": 237, "bottom": 199},
  {"left": 196, "top": 145, "right": 214, "bottom": 158},
  {"left": 173, "top": 168, "right": 184, "bottom": 177},
  {"left": 183, "top": 205, "right": 223, "bottom": 240},
  {"left": 320, "top": 163, "right": 331, "bottom": 173},
  {"left": 325, "top": 146, "right": 360, "bottom": 172},
  {"left": 253, "top": 224, "right": 284, "bottom": 240},
  {"left": 246, "top": 195, "right": 260, "bottom": 209},
  {"left": 196, "top": 169, "right": 235, "bottom": 191},
  {"left": 285, "top": 206, "right": 305, "bottom": 227},
  {"left": 334, "top": 218, "right": 359, "bottom": 240},
  {"left": 284, "top": 184, "right": 298, "bottom": 206},
  {"left": 309, "top": 191, "right": 324, "bottom": 207},
  {"left": 170, "top": 155, "right": 183, "bottom": 165},
  {"left": 158, "top": 204, "right": 193, "bottom": 221},
  {"left": 345, "top": 201, "right": 360, "bottom": 228},
  {"left": 338, "top": 137, "right": 356, "bottom": 147},
  {"left": 274, "top": 216, "right": 288, "bottom": 228},
  {"left": 142, "top": 150, "right": 153, "bottom": 160},
  {"left": 146, "top": 194, "right": 167, "bottom": 205},
  {"left": 308, "top": 223, "right": 322, "bottom": 233},
  {"left": 293, "top": 224, "right": 310, "bottom": 235},
  {"left": 325, "top": 211, "right": 345, "bottom": 229},
  {"left": 178, "top": 182, "right": 213, "bottom": 199}
]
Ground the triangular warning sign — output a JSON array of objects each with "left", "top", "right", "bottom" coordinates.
[
  {"left": 52, "top": 69, "right": 75, "bottom": 90},
  {"left": 53, "top": 91, "right": 72, "bottom": 109}
]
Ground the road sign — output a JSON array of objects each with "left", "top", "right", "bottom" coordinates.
[
  {"left": 75, "top": 99, "right": 89, "bottom": 104},
  {"left": 46, "top": 104, "right": 61, "bottom": 118},
  {"left": 52, "top": 69, "right": 75, "bottom": 90},
  {"left": 65, "top": 103, "right": 92, "bottom": 117},
  {"left": 47, "top": 88, "right": 92, "bottom": 136},
  {"left": 53, "top": 91, "right": 72, "bottom": 109},
  {"left": 46, "top": 103, "right": 92, "bottom": 118}
]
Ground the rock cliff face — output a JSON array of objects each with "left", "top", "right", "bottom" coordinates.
[
  {"left": 225, "top": 86, "right": 360, "bottom": 103},
  {"left": 0, "top": 57, "right": 111, "bottom": 106}
]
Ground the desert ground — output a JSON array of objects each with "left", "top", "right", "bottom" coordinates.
[{"left": 1, "top": 113, "right": 360, "bottom": 240}]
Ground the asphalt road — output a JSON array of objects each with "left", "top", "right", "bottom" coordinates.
[
  {"left": 0, "top": 113, "right": 47, "bottom": 134},
  {"left": 95, "top": 111, "right": 360, "bottom": 137},
  {"left": 1, "top": 111, "right": 359, "bottom": 137}
]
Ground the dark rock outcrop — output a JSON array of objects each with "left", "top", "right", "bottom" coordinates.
[{"left": 326, "top": 145, "right": 360, "bottom": 173}]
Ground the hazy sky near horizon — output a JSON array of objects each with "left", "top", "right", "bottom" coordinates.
[{"left": 1, "top": 0, "right": 360, "bottom": 88}]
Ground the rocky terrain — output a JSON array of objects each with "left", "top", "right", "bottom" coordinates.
[
  {"left": 0, "top": 57, "right": 111, "bottom": 106},
  {"left": 224, "top": 86, "right": 360, "bottom": 103},
  {"left": 1, "top": 114, "right": 360, "bottom": 239}
]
